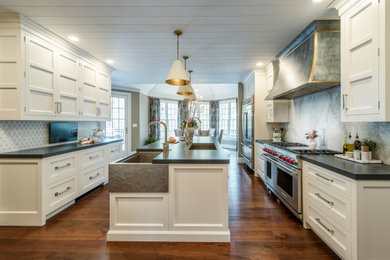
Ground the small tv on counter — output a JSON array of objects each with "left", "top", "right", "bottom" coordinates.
[{"left": 49, "top": 122, "right": 78, "bottom": 144}]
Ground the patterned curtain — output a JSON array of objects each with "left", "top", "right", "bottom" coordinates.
[
  {"left": 178, "top": 100, "right": 189, "bottom": 127},
  {"left": 210, "top": 101, "right": 219, "bottom": 136},
  {"left": 149, "top": 97, "right": 160, "bottom": 139}
]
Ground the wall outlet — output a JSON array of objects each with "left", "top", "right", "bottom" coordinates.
[{"left": 132, "top": 124, "right": 138, "bottom": 128}]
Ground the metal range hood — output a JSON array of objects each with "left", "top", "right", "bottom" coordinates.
[{"left": 265, "top": 20, "right": 340, "bottom": 100}]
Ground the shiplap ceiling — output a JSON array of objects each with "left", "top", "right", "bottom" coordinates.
[{"left": 0, "top": 0, "right": 337, "bottom": 98}]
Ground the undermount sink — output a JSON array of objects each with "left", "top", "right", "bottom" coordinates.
[
  {"left": 118, "top": 151, "right": 162, "bottom": 163},
  {"left": 189, "top": 143, "right": 217, "bottom": 150}
]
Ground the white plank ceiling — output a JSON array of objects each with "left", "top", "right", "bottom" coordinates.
[{"left": 0, "top": 0, "right": 337, "bottom": 99}]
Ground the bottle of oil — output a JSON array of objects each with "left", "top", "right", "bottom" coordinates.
[
  {"left": 354, "top": 132, "right": 361, "bottom": 150},
  {"left": 343, "top": 137, "right": 347, "bottom": 155},
  {"left": 347, "top": 132, "right": 354, "bottom": 152}
]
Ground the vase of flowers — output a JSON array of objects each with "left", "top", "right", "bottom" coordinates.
[
  {"left": 305, "top": 130, "right": 319, "bottom": 150},
  {"left": 184, "top": 102, "right": 199, "bottom": 149}
]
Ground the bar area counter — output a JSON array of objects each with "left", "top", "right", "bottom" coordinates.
[{"left": 107, "top": 136, "right": 230, "bottom": 242}]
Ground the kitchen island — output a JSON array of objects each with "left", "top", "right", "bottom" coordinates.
[{"left": 107, "top": 136, "right": 230, "bottom": 242}]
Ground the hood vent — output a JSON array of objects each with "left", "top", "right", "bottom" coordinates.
[{"left": 265, "top": 20, "right": 340, "bottom": 100}]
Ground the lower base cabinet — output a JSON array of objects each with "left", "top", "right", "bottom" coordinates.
[
  {"left": 303, "top": 161, "right": 390, "bottom": 260},
  {"left": 107, "top": 164, "right": 230, "bottom": 242},
  {"left": 0, "top": 141, "right": 121, "bottom": 226},
  {"left": 255, "top": 142, "right": 265, "bottom": 181}
]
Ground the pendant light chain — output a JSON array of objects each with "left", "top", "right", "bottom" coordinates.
[{"left": 177, "top": 34, "right": 179, "bottom": 59}]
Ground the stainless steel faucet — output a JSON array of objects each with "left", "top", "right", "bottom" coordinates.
[{"left": 148, "top": 122, "right": 169, "bottom": 156}]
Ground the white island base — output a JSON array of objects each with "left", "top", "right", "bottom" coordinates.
[{"left": 107, "top": 164, "right": 230, "bottom": 242}]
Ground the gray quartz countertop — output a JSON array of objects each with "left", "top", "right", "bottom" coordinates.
[
  {"left": 255, "top": 140, "right": 274, "bottom": 145},
  {"left": 302, "top": 155, "right": 390, "bottom": 180},
  {"left": 0, "top": 139, "right": 123, "bottom": 159},
  {"left": 138, "top": 136, "right": 230, "bottom": 164}
]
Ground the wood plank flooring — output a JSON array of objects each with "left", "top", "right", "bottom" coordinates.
[{"left": 0, "top": 151, "right": 339, "bottom": 259}]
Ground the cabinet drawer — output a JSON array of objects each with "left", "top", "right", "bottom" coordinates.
[
  {"left": 107, "top": 142, "right": 122, "bottom": 163},
  {"left": 45, "top": 153, "right": 77, "bottom": 185},
  {"left": 45, "top": 176, "right": 77, "bottom": 215},
  {"left": 307, "top": 180, "right": 352, "bottom": 230},
  {"left": 306, "top": 163, "right": 352, "bottom": 198},
  {"left": 79, "top": 163, "right": 106, "bottom": 195},
  {"left": 306, "top": 204, "right": 351, "bottom": 260},
  {"left": 80, "top": 147, "right": 106, "bottom": 169}
]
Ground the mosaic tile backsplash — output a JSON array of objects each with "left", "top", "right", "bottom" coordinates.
[
  {"left": 0, "top": 121, "right": 103, "bottom": 153},
  {"left": 283, "top": 87, "right": 390, "bottom": 165}
]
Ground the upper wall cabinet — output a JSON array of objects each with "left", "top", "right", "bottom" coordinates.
[
  {"left": 331, "top": 0, "right": 390, "bottom": 122},
  {"left": 0, "top": 16, "right": 113, "bottom": 121}
]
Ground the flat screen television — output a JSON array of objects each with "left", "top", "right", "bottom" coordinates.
[{"left": 49, "top": 122, "right": 78, "bottom": 143}]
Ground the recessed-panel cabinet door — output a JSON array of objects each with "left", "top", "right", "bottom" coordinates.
[
  {"left": 80, "top": 63, "right": 97, "bottom": 118},
  {"left": 342, "top": 0, "right": 379, "bottom": 118},
  {"left": 96, "top": 70, "right": 111, "bottom": 119},
  {"left": 25, "top": 34, "right": 56, "bottom": 117},
  {"left": 55, "top": 52, "right": 79, "bottom": 118}
]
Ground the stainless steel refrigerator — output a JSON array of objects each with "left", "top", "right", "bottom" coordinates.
[{"left": 241, "top": 96, "right": 254, "bottom": 170}]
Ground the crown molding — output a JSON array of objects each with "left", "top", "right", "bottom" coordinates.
[{"left": 0, "top": 13, "right": 114, "bottom": 73}]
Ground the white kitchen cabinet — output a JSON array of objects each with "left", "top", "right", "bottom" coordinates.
[
  {"left": 303, "top": 161, "right": 390, "bottom": 260},
  {"left": 0, "top": 15, "right": 113, "bottom": 121},
  {"left": 0, "top": 141, "right": 121, "bottom": 226},
  {"left": 331, "top": 0, "right": 390, "bottom": 122},
  {"left": 266, "top": 100, "right": 290, "bottom": 123},
  {"left": 264, "top": 62, "right": 290, "bottom": 123},
  {"left": 254, "top": 142, "right": 265, "bottom": 181},
  {"left": 25, "top": 33, "right": 57, "bottom": 118}
]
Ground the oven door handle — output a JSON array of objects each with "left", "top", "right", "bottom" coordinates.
[{"left": 261, "top": 154, "right": 300, "bottom": 175}]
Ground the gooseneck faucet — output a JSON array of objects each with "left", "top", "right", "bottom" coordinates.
[
  {"left": 148, "top": 122, "right": 169, "bottom": 156},
  {"left": 192, "top": 117, "right": 202, "bottom": 132}
]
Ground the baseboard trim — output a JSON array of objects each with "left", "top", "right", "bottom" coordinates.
[{"left": 107, "top": 230, "right": 231, "bottom": 242}]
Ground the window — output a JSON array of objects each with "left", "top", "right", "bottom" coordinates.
[
  {"left": 219, "top": 99, "right": 237, "bottom": 137},
  {"left": 160, "top": 100, "right": 178, "bottom": 138},
  {"left": 195, "top": 102, "right": 210, "bottom": 130},
  {"left": 106, "top": 95, "right": 127, "bottom": 151}
]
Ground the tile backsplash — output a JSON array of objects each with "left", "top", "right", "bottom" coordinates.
[
  {"left": 283, "top": 87, "right": 390, "bottom": 165},
  {"left": 0, "top": 121, "right": 103, "bottom": 153}
]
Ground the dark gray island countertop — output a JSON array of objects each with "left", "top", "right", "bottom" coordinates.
[
  {"left": 137, "top": 136, "right": 230, "bottom": 164},
  {"left": 302, "top": 155, "right": 390, "bottom": 180},
  {"left": 0, "top": 139, "right": 123, "bottom": 159}
]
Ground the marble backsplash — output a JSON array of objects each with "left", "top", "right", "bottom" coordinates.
[
  {"left": 283, "top": 87, "right": 390, "bottom": 165},
  {"left": 0, "top": 121, "right": 103, "bottom": 153}
]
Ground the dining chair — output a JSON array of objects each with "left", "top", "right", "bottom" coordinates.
[
  {"left": 217, "top": 130, "right": 224, "bottom": 144},
  {"left": 199, "top": 130, "right": 210, "bottom": 136}
]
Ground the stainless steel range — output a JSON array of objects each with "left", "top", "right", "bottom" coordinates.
[{"left": 261, "top": 142, "right": 340, "bottom": 220}]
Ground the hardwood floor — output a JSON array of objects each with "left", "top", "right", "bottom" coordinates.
[{"left": 0, "top": 151, "right": 339, "bottom": 260}]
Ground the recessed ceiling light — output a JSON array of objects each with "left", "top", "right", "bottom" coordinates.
[
  {"left": 256, "top": 62, "right": 264, "bottom": 67},
  {"left": 313, "top": 0, "right": 323, "bottom": 2},
  {"left": 68, "top": 35, "right": 79, "bottom": 42},
  {"left": 106, "top": 59, "right": 114, "bottom": 64},
  {"left": 195, "top": 89, "right": 199, "bottom": 92}
]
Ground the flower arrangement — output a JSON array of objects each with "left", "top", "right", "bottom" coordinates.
[
  {"left": 305, "top": 130, "right": 319, "bottom": 140},
  {"left": 180, "top": 118, "right": 198, "bottom": 128}
]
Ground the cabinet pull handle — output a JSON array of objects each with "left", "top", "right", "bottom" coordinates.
[
  {"left": 315, "top": 192, "right": 334, "bottom": 206},
  {"left": 342, "top": 94, "right": 348, "bottom": 110},
  {"left": 89, "top": 155, "right": 99, "bottom": 160},
  {"left": 315, "top": 218, "right": 334, "bottom": 235},
  {"left": 55, "top": 163, "right": 71, "bottom": 170},
  {"left": 89, "top": 172, "right": 100, "bottom": 180},
  {"left": 111, "top": 150, "right": 116, "bottom": 153},
  {"left": 59, "top": 102, "right": 62, "bottom": 113},
  {"left": 315, "top": 173, "right": 333, "bottom": 183},
  {"left": 55, "top": 186, "right": 71, "bottom": 197},
  {"left": 55, "top": 102, "right": 60, "bottom": 113}
]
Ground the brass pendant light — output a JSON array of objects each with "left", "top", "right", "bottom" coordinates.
[
  {"left": 184, "top": 70, "right": 197, "bottom": 101},
  {"left": 166, "top": 30, "right": 190, "bottom": 86},
  {"left": 177, "top": 56, "right": 194, "bottom": 96}
]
